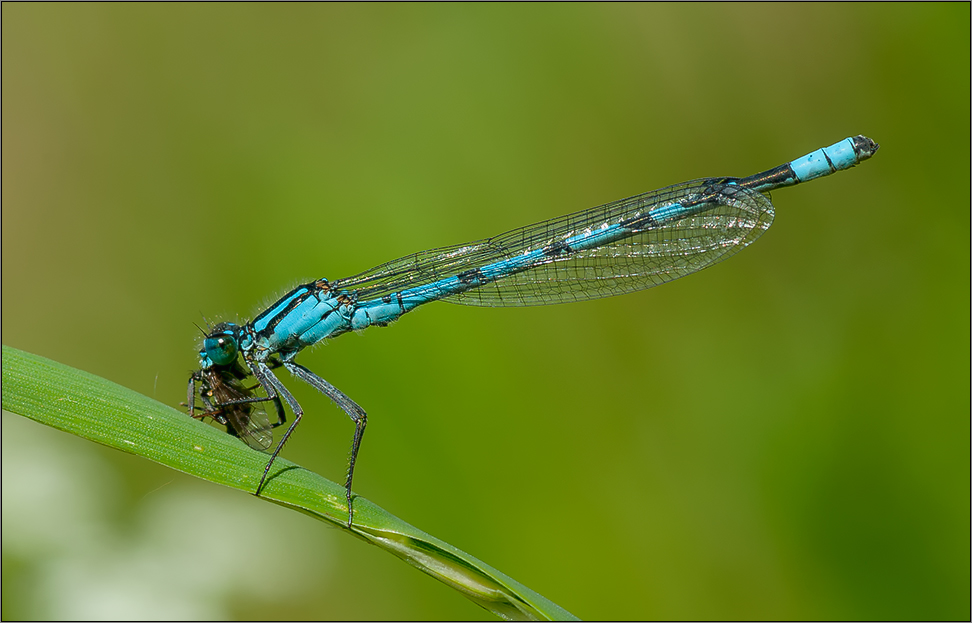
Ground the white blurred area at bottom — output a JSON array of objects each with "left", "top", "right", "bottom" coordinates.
[{"left": 1, "top": 411, "right": 333, "bottom": 621}]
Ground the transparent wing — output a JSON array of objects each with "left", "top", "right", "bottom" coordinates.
[
  {"left": 332, "top": 180, "right": 775, "bottom": 307},
  {"left": 222, "top": 402, "right": 274, "bottom": 452},
  {"left": 206, "top": 371, "right": 274, "bottom": 451}
]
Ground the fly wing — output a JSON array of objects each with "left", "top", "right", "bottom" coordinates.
[
  {"left": 206, "top": 371, "right": 274, "bottom": 452},
  {"left": 222, "top": 402, "right": 274, "bottom": 452}
]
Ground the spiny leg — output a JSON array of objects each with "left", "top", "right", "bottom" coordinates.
[
  {"left": 263, "top": 359, "right": 288, "bottom": 428},
  {"left": 187, "top": 376, "right": 197, "bottom": 417},
  {"left": 284, "top": 361, "right": 367, "bottom": 528},
  {"left": 249, "top": 361, "right": 303, "bottom": 497}
]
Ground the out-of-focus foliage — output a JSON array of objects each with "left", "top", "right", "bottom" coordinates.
[{"left": 3, "top": 4, "right": 968, "bottom": 620}]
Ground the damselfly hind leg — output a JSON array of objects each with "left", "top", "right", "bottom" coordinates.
[{"left": 247, "top": 359, "right": 367, "bottom": 528}]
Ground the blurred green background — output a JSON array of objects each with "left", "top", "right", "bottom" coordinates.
[{"left": 2, "top": 4, "right": 968, "bottom": 620}]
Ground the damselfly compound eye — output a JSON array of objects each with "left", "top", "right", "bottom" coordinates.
[{"left": 204, "top": 334, "right": 238, "bottom": 366}]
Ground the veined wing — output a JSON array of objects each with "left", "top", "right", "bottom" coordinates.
[
  {"left": 205, "top": 370, "right": 274, "bottom": 452},
  {"left": 332, "top": 180, "right": 774, "bottom": 307}
]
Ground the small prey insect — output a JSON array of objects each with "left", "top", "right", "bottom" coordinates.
[{"left": 187, "top": 356, "right": 285, "bottom": 455}]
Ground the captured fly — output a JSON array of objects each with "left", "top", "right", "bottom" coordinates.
[{"left": 188, "top": 359, "right": 284, "bottom": 451}]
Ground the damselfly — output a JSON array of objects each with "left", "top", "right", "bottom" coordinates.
[{"left": 189, "top": 135, "right": 879, "bottom": 526}]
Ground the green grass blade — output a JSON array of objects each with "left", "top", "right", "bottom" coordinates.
[{"left": 1, "top": 345, "right": 579, "bottom": 621}]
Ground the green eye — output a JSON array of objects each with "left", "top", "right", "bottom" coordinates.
[{"left": 204, "top": 334, "right": 238, "bottom": 366}]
